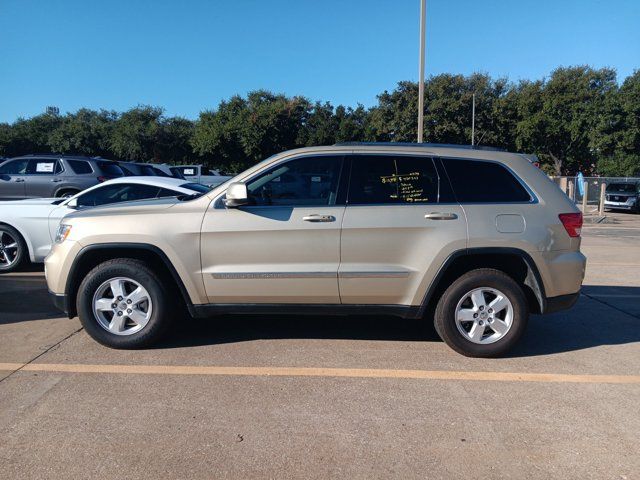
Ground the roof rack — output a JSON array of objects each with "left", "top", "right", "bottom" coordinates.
[{"left": 333, "top": 142, "right": 505, "bottom": 152}]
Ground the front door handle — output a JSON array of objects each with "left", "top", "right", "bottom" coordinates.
[
  {"left": 425, "top": 212, "right": 458, "bottom": 220},
  {"left": 303, "top": 214, "right": 336, "bottom": 223},
  {"left": 14, "top": 178, "right": 25, "bottom": 183}
]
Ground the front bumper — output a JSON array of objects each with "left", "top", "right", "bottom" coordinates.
[
  {"left": 48, "top": 290, "right": 69, "bottom": 315},
  {"left": 604, "top": 203, "right": 636, "bottom": 211},
  {"left": 604, "top": 197, "right": 637, "bottom": 210}
]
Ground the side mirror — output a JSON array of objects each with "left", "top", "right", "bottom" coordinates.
[
  {"left": 223, "top": 182, "right": 250, "bottom": 208},
  {"left": 66, "top": 198, "right": 78, "bottom": 209}
]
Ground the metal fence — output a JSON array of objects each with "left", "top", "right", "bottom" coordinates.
[{"left": 550, "top": 176, "right": 640, "bottom": 211}]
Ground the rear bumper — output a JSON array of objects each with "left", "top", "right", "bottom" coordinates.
[{"left": 543, "top": 291, "right": 580, "bottom": 314}]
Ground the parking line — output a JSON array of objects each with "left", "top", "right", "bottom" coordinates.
[{"left": 0, "top": 363, "right": 639, "bottom": 384}]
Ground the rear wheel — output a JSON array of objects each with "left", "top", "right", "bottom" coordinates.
[
  {"left": 76, "top": 258, "right": 175, "bottom": 348},
  {"left": 434, "top": 268, "right": 528, "bottom": 358},
  {"left": 0, "top": 224, "right": 27, "bottom": 273}
]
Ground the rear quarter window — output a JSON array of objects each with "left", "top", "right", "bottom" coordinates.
[
  {"left": 441, "top": 159, "right": 531, "bottom": 203},
  {"left": 67, "top": 160, "right": 93, "bottom": 174}
]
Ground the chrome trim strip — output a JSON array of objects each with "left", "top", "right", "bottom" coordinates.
[
  {"left": 339, "top": 271, "right": 410, "bottom": 279},
  {"left": 212, "top": 271, "right": 411, "bottom": 279},
  {"left": 212, "top": 272, "right": 336, "bottom": 279}
]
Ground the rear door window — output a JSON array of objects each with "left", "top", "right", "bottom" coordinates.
[
  {"left": 348, "top": 155, "right": 440, "bottom": 205},
  {"left": 441, "top": 159, "right": 531, "bottom": 203},
  {"left": 27, "top": 159, "right": 62, "bottom": 175}
]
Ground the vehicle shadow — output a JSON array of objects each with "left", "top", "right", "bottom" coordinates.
[
  {"left": 156, "top": 285, "right": 640, "bottom": 357},
  {"left": 0, "top": 273, "right": 62, "bottom": 324},
  {"left": 3, "top": 277, "right": 639, "bottom": 357},
  {"left": 509, "top": 285, "right": 640, "bottom": 357}
]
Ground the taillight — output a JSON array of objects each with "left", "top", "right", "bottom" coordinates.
[
  {"left": 97, "top": 176, "right": 109, "bottom": 182},
  {"left": 558, "top": 212, "right": 583, "bottom": 238}
]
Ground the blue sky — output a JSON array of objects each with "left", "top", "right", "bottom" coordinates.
[{"left": 0, "top": 0, "right": 638, "bottom": 122}]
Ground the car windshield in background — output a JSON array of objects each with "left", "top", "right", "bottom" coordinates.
[
  {"left": 181, "top": 183, "right": 211, "bottom": 193},
  {"left": 606, "top": 183, "right": 637, "bottom": 193},
  {"left": 98, "top": 162, "right": 126, "bottom": 177}
]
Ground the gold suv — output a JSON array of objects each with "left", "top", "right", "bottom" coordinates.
[{"left": 45, "top": 143, "right": 586, "bottom": 357}]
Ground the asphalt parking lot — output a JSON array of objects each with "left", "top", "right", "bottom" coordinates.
[{"left": 1, "top": 213, "right": 639, "bottom": 479}]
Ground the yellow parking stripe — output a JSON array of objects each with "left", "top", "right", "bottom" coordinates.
[{"left": 1, "top": 363, "right": 639, "bottom": 384}]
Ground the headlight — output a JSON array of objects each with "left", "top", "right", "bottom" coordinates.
[{"left": 55, "top": 224, "right": 72, "bottom": 244}]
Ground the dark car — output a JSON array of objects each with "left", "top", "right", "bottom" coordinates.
[
  {"left": 117, "top": 161, "right": 173, "bottom": 177},
  {"left": 0, "top": 155, "right": 126, "bottom": 200},
  {"left": 604, "top": 182, "right": 640, "bottom": 213}
]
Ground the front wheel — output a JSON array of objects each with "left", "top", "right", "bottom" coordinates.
[
  {"left": 76, "top": 258, "right": 175, "bottom": 348},
  {"left": 434, "top": 268, "right": 528, "bottom": 358},
  {"left": 0, "top": 224, "right": 27, "bottom": 273}
]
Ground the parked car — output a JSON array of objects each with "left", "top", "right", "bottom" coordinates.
[
  {"left": 604, "top": 182, "right": 640, "bottom": 213},
  {"left": 170, "top": 165, "right": 232, "bottom": 187},
  {"left": 118, "top": 161, "right": 172, "bottom": 177},
  {"left": 0, "top": 177, "right": 210, "bottom": 272},
  {"left": 0, "top": 155, "right": 126, "bottom": 200},
  {"left": 117, "top": 161, "right": 187, "bottom": 179},
  {"left": 45, "top": 143, "right": 586, "bottom": 357},
  {"left": 152, "top": 163, "right": 185, "bottom": 179}
]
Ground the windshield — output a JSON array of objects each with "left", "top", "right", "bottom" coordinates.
[{"left": 606, "top": 183, "right": 638, "bottom": 193}]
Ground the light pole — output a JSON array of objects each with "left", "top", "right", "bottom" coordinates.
[
  {"left": 417, "top": 0, "right": 426, "bottom": 143},
  {"left": 471, "top": 92, "right": 476, "bottom": 146}
]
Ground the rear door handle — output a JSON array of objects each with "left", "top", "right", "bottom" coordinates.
[
  {"left": 14, "top": 178, "right": 25, "bottom": 183},
  {"left": 425, "top": 212, "right": 458, "bottom": 220},
  {"left": 303, "top": 214, "right": 336, "bottom": 223},
  {"left": 51, "top": 179, "right": 62, "bottom": 182}
]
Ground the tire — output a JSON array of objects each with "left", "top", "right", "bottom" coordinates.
[
  {"left": 56, "top": 189, "right": 80, "bottom": 198},
  {"left": 76, "top": 258, "right": 175, "bottom": 348},
  {"left": 434, "top": 268, "right": 528, "bottom": 358},
  {"left": 0, "top": 224, "right": 27, "bottom": 273}
]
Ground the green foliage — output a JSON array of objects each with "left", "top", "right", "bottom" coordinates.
[
  {"left": 1, "top": 67, "right": 639, "bottom": 176},
  {"left": 515, "top": 66, "right": 618, "bottom": 175},
  {"left": 596, "top": 151, "right": 640, "bottom": 177},
  {"left": 48, "top": 109, "right": 116, "bottom": 157}
]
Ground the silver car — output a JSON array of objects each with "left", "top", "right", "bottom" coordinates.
[{"left": 0, "top": 155, "right": 126, "bottom": 200}]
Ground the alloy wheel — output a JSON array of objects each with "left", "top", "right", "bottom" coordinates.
[
  {"left": 0, "top": 231, "right": 20, "bottom": 268},
  {"left": 454, "top": 287, "right": 514, "bottom": 344},
  {"left": 92, "top": 277, "right": 153, "bottom": 335}
]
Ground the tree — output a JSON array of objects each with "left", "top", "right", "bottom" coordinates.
[
  {"left": 335, "top": 105, "right": 372, "bottom": 142},
  {"left": 157, "top": 117, "right": 195, "bottom": 163},
  {"left": 301, "top": 101, "right": 339, "bottom": 146},
  {"left": 515, "top": 66, "right": 617, "bottom": 175},
  {"left": 2, "top": 113, "right": 62, "bottom": 157},
  {"left": 47, "top": 109, "right": 116, "bottom": 157},
  {"left": 592, "top": 70, "right": 640, "bottom": 176},
  {"left": 110, "top": 106, "right": 163, "bottom": 161},
  {"left": 1, "top": 67, "right": 639, "bottom": 176},
  {"left": 193, "top": 91, "right": 311, "bottom": 172}
]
